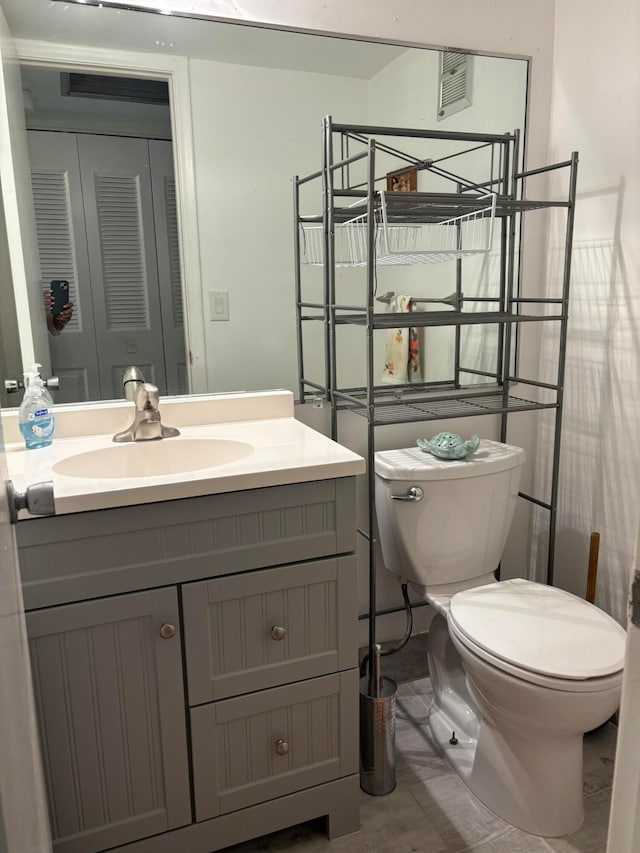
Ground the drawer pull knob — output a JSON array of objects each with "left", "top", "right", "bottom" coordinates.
[
  {"left": 275, "top": 739, "right": 290, "bottom": 756},
  {"left": 271, "top": 625, "right": 286, "bottom": 641},
  {"left": 159, "top": 623, "right": 176, "bottom": 639}
]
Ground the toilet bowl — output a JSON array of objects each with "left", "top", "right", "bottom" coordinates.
[
  {"left": 374, "top": 440, "right": 626, "bottom": 837},
  {"left": 446, "top": 579, "right": 623, "bottom": 836}
]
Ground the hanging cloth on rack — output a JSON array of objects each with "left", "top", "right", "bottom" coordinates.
[{"left": 380, "top": 295, "right": 423, "bottom": 385}]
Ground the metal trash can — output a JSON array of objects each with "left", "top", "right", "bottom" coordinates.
[{"left": 359, "top": 672, "right": 397, "bottom": 796}]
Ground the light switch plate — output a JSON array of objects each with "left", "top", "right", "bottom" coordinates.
[{"left": 208, "top": 290, "right": 229, "bottom": 321}]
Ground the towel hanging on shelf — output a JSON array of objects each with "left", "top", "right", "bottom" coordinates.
[{"left": 380, "top": 295, "right": 423, "bottom": 385}]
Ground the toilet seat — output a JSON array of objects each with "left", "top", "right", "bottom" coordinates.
[
  {"left": 448, "top": 578, "right": 625, "bottom": 688},
  {"left": 448, "top": 617, "right": 623, "bottom": 692}
]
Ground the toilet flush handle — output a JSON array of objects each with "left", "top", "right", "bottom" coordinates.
[{"left": 390, "top": 487, "right": 424, "bottom": 502}]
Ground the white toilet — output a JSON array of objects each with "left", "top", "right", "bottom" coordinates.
[{"left": 374, "top": 439, "right": 626, "bottom": 837}]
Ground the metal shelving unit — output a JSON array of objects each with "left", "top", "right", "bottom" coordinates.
[{"left": 294, "top": 116, "right": 578, "bottom": 675}]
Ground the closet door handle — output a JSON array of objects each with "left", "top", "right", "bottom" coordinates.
[
  {"left": 390, "top": 487, "right": 423, "bottom": 502},
  {"left": 271, "top": 625, "right": 286, "bottom": 641}
]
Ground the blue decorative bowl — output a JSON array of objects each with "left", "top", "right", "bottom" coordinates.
[{"left": 417, "top": 432, "right": 480, "bottom": 460}]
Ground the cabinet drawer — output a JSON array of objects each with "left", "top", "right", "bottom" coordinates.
[
  {"left": 182, "top": 556, "right": 357, "bottom": 703},
  {"left": 18, "top": 478, "right": 357, "bottom": 610},
  {"left": 191, "top": 670, "right": 358, "bottom": 820}
]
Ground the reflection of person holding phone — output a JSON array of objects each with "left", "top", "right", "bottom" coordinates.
[{"left": 43, "top": 280, "right": 74, "bottom": 335}]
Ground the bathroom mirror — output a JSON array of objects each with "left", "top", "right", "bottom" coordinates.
[{"left": 0, "top": 0, "right": 528, "bottom": 405}]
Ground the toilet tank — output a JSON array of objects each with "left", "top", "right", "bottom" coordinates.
[{"left": 374, "top": 440, "right": 525, "bottom": 589}]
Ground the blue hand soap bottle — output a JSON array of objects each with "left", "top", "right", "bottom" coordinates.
[{"left": 18, "top": 364, "right": 55, "bottom": 449}]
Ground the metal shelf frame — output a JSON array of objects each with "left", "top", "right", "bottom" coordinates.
[{"left": 293, "top": 117, "right": 578, "bottom": 675}]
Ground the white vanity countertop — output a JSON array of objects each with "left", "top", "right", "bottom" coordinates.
[{"left": 3, "top": 391, "right": 365, "bottom": 517}]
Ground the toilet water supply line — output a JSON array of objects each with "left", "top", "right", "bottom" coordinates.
[{"left": 359, "top": 582, "right": 413, "bottom": 678}]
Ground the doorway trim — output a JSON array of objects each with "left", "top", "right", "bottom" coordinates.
[{"left": 15, "top": 38, "right": 207, "bottom": 394}]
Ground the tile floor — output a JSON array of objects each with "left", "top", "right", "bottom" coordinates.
[{"left": 226, "top": 637, "right": 617, "bottom": 853}]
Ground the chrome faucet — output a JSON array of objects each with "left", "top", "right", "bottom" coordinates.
[{"left": 113, "top": 383, "right": 180, "bottom": 442}]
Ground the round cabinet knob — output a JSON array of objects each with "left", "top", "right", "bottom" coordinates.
[
  {"left": 271, "top": 625, "right": 286, "bottom": 641},
  {"left": 275, "top": 739, "right": 290, "bottom": 756},
  {"left": 159, "top": 623, "right": 176, "bottom": 640}
]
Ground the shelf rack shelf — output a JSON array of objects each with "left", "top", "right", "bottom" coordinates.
[
  {"left": 332, "top": 311, "right": 565, "bottom": 328},
  {"left": 293, "top": 116, "right": 578, "bottom": 676},
  {"left": 332, "top": 389, "right": 558, "bottom": 426},
  {"left": 301, "top": 189, "right": 497, "bottom": 266}
]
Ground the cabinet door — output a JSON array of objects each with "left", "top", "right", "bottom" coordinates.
[
  {"left": 183, "top": 556, "right": 358, "bottom": 703},
  {"left": 26, "top": 588, "right": 191, "bottom": 853}
]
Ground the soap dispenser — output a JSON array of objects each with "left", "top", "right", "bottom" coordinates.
[{"left": 18, "top": 364, "right": 55, "bottom": 449}]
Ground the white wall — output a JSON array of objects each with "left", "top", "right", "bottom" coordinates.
[
  {"left": 189, "top": 59, "right": 368, "bottom": 393},
  {"left": 175, "top": 0, "right": 555, "bottom": 169},
  {"left": 535, "top": 0, "right": 640, "bottom": 625},
  {"left": 0, "top": 21, "right": 51, "bottom": 840}
]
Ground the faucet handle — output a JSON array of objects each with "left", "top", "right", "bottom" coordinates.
[
  {"left": 114, "top": 381, "right": 179, "bottom": 442},
  {"left": 136, "top": 382, "right": 159, "bottom": 410}
]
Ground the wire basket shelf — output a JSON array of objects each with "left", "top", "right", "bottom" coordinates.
[{"left": 300, "top": 191, "right": 497, "bottom": 267}]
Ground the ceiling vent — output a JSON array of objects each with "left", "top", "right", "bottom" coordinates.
[
  {"left": 60, "top": 73, "right": 170, "bottom": 106},
  {"left": 437, "top": 52, "right": 473, "bottom": 121}
]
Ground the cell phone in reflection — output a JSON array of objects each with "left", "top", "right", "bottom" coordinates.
[{"left": 50, "top": 280, "right": 69, "bottom": 316}]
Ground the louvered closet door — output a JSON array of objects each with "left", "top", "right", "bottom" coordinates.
[
  {"left": 78, "top": 135, "right": 168, "bottom": 399},
  {"left": 28, "top": 131, "right": 101, "bottom": 402},
  {"left": 149, "top": 140, "right": 188, "bottom": 395}
]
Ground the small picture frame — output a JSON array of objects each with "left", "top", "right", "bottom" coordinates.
[{"left": 386, "top": 166, "right": 417, "bottom": 193}]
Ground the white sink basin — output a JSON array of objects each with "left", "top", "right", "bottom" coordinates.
[{"left": 52, "top": 438, "right": 254, "bottom": 480}]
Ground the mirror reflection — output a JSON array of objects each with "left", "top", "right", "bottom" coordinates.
[
  {"left": 0, "top": 0, "right": 528, "bottom": 406},
  {"left": 22, "top": 66, "right": 184, "bottom": 403}
]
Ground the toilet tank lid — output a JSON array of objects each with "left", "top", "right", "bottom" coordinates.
[
  {"left": 374, "top": 439, "right": 525, "bottom": 481},
  {"left": 449, "top": 579, "right": 627, "bottom": 680}
]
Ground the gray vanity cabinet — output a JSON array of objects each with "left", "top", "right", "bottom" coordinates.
[
  {"left": 25, "top": 587, "right": 191, "bottom": 853},
  {"left": 18, "top": 478, "right": 361, "bottom": 853}
]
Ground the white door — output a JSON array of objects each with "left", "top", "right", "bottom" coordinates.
[
  {"left": 0, "top": 13, "right": 55, "bottom": 845},
  {"left": 607, "top": 524, "right": 640, "bottom": 851},
  {"left": 0, "top": 409, "right": 51, "bottom": 851}
]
